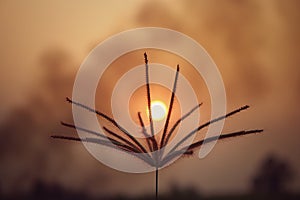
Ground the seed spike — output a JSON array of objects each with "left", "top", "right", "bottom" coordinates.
[
  {"left": 168, "top": 105, "right": 251, "bottom": 154},
  {"left": 164, "top": 103, "right": 202, "bottom": 150},
  {"left": 51, "top": 135, "right": 154, "bottom": 166},
  {"left": 161, "top": 129, "right": 263, "bottom": 165},
  {"left": 138, "top": 112, "right": 153, "bottom": 152},
  {"left": 160, "top": 65, "right": 180, "bottom": 149},
  {"left": 144, "top": 52, "right": 158, "bottom": 151},
  {"left": 66, "top": 97, "right": 147, "bottom": 155}
]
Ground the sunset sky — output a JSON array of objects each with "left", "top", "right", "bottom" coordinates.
[{"left": 0, "top": 0, "right": 299, "bottom": 198}]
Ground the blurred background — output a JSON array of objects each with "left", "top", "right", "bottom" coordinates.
[{"left": 0, "top": 0, "right": 299, "bottom": 199}]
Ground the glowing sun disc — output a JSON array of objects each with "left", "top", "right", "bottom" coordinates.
[{"left": 149, "top": 100, "right": 167, "bottom": 121}]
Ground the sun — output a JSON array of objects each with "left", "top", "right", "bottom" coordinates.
[{"left": 148, "top": 100, "right": 167, "bottom": 121}]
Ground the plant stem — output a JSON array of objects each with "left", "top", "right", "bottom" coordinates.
[{"left": 156, "top": 167, "right": 158, "bottom": 200}]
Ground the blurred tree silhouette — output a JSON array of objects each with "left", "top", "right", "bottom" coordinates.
[
  {"left": 0, "top": 48, "right": 76, "bottom": 197},
  {"left": 252, "top": 154, "right": 294, "bottom": 194}
]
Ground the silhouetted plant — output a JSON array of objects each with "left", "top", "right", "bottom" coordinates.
[{"left": 52, "top": 53, "right": 263, "bottom": 199}]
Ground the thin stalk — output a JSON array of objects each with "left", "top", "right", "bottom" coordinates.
[
  {"left": 66, "top": 97, "right": 147, "bottom": 154},
  {"left": 168, "top": 105, "right": 250, "bottom": 154},
  {"left": 61, "top": 121, "right": 142, "bottom": 153},
  {"left": 161, "top": 129, "right": 263, "bottom": 166},
  {"left": 138, "top": 112, "right": 154, "bottom": 152},
  {"left": 144, "top": 52, "right": 158, "bottom": 200},
  {"left": 160, "top": 65, "right": 180, "bottom": 149},
  {"left": 51, "top": 135, "right": 133, "bottom": 154},
  {"left": 144, "top": 52, "right": 159, "bottom": 199},
  {"left": 163, "top": 103, "right": 202, "bottom": 155},
  {"left": 186, "top": 129, "right": 263, "bottom": 151},
  {"left": 103, "top": 126, "right": 146, "bottom": 154},
  {"left": 144, "top": 53, "right": 158, "bottom": 151},
  {"left": 61, "top": 121, "right": 107, "bottom": 139},
  {"left": 51, "top": 135, "right": 155, "bottom": 166},
  {"left": 156, "top": 167, "right": 158, "bottom": 200}
]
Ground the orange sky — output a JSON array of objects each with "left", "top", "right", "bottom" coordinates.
[{"left": 0, "top": 0, "right": 299, "bottom": 197}]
